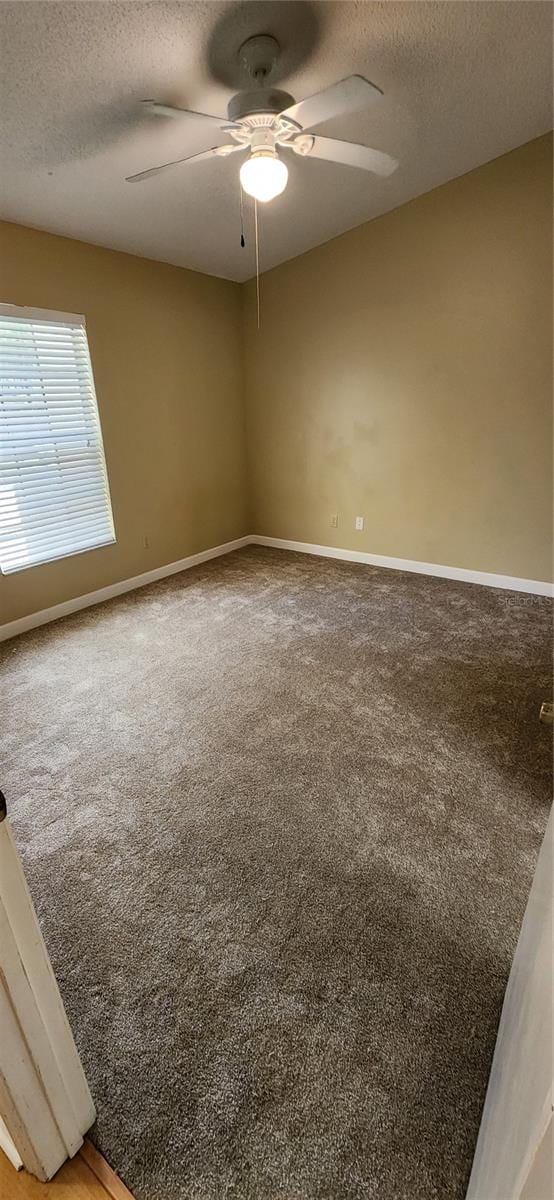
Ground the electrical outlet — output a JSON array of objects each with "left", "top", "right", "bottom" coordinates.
[
  {"left": 143, "top": 535, "right": 150, "bottom": 550},
  {"left": 355, "top": 516, "right": 364, "bottom": 532},
  {"left": 330, "top": 514, "right": 338, "bottom": 528}
]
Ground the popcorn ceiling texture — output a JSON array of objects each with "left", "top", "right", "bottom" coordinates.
[
  {"left": 2, "top": 546, "right": 552, "bottom": 1199},
  {"left": 0, "top": 1, "right": 552, "bottom": 280}
]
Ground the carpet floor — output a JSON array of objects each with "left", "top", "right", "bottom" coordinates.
[{"left": 1, "top": 547, "right": 552, "bottom": 1200}]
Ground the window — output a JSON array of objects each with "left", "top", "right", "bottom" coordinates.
[{"left": 0, "top": 304, "right": 115, "bottom": 573}]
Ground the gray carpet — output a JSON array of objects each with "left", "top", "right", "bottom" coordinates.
[{"left": 1, "top": 546, "right": 552, "bottom": 1200}]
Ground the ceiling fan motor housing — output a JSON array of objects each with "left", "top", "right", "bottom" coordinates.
[{"left": 227, "top": 88, "right": 294, "bottom": 123}]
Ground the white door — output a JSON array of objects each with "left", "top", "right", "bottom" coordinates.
[
  {"left": 0, "top": 795, "right": 96, "bottom": 1180},
  {"left": 466, "top": 806, "right": 552, "bottom": 1200}
]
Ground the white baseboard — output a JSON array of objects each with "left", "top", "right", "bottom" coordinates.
[
  {"left": 0, "top": 536, "right": 251, "bottom": 643},
  {"left": 251, "top": 536, "right": 554, "bottom": 597},
  {"left": 2, "top": 533, "right": 551, "bottom": 642}
]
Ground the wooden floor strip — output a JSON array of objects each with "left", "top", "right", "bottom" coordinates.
[
  {"left": 79, "top": 1140, "right": 135, "bottom": 1200},
  {"left": 0, "top": 1142, "right": 135, "bottom": 1199}
]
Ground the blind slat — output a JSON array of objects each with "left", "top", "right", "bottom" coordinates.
[
  {"left": 1, "top": 456, "right": 107, "bottom": 478},
  {"left": 3, "top": 498, "right": 114, "bottom": 534},
  {"left": 4, "top": 533, "right": 115, "bottom": 573},
  {"left": 3, "top": 517, "right": 114, "bottom": 550},
  {"left": 1, "top": 485, "right": 109, "bottom": 513},
  {"left": 0, "top": 467, "right": 109, "bottom": 488},
  {"left": 1, "top": 398, "right": 98, "bottom": 409},
  {"left": 0, "top": 309, "right": 115, "bottom": 573}
]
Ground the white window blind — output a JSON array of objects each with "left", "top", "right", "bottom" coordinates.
[{"left": 0, "top": 304, "right": 115, "bottom": 574}]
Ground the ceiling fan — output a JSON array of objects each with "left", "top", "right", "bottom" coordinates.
[{"left": 125, "top": 34, "right": 399, "bottom": 202}]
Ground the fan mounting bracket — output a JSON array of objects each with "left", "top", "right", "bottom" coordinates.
[{"left": 238, "top": 35, "right": 281, "bottom": 83}]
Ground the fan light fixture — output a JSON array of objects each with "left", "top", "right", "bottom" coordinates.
[{"left": 240, "top": 150, "right": 288, "bottom": 203}]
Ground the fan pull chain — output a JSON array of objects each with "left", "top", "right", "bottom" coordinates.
[
  {"left": 254, "top": 198, "right": 260, "bottom": 330},
  {"left": 239, "top": 183, "right": 245, "bottom": 248}
]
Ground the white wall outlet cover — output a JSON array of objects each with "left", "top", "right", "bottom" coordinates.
[
  {"left": 331, "top": 514, "right": 338, "bottom": 528},
  {"left": 355, "top": 516, "right": 364, "bottom": 531}
]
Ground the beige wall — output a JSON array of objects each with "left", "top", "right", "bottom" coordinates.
[
  {"left": 1, "top": 134, "right": 552, "bottom": 628},
  {"left": 243, "top": 134, "right": 553, "bottom": 582},
  {"left": 0, "top": 223, "right": 248, "bottom": 624}
]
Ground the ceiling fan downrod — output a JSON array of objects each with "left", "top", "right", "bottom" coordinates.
[{"left": 228, "top": 35, "right": 294, "bottom": 122}]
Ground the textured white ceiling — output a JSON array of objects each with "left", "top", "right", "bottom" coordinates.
[{"left": 0, "top": 1, "right": 552, "bottom": 282}]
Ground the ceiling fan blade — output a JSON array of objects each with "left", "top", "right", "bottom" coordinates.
[
  {"left": 141, "top": 100, "right": 227, "bottom": 129},
  {"left": 125, "top": 143, "right": 242, "bottom": 183},
  {"left": 280, "top": 75, "right": 382, "bottom": 131},
  {"left": 307, "top": 136, "right": 398, "bottom": 177}
]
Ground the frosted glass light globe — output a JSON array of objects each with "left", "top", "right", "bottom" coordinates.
[{"left": 240, "top": 152, "right": 288, "bottom": 203}]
